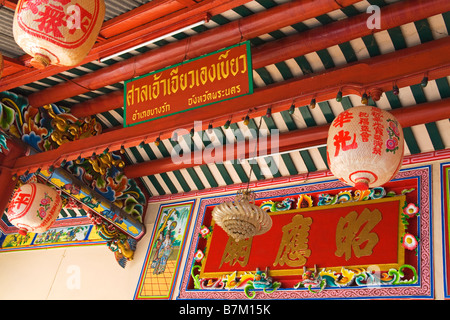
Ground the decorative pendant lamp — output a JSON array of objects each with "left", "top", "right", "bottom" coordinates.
[
  {"left": 212, "top": 189, "right": 272, "bottom": 242},
  {"left": 7, "top": 183, "right": 63, "bottom": 235},
  {"left": 326, "top": 105, "right": 404, "bottom": 190},
  {"left": 13, "top": 0, "right": 105, "bottom": 69},
  {"left": 212, "top": 117, "right": 272, "bottom": 242}
]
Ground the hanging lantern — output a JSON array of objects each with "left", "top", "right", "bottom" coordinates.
[
  {"left": 7, "top": 183, "right": 62, "bottom": 235},
  {"left": 13, "top": 0, "right": 105, "bottom": 69},
  {"left": 326, "top": 105, "right": 404, "bottom": 190},
  {"left": 212, "top": 189, "right": 272, "bottom": 242}
]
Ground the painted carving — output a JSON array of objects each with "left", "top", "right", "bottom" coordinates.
[
  {"left": 260, "top": 198, "right": 294, "bottom": 212},
  {"left": 244, "top": 267, "right": 281, "bottom": 299}
]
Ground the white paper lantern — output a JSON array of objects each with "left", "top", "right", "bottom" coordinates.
[
  {"left": 13, "top": 0, "right": 105, "bottom": 69},
  {"left": 326, "top": 105, "right": 404, "bottom": 190},
  {"left": 7, "top": 183, "right": 62, "bottom": 235}
]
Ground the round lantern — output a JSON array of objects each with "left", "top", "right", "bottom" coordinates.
[
  {"left": 7, "top": 183, "right": 62, "bottom": 235},
  {"left": 326, "top": 105, "right": 404, "bottom": 190},
  {"left": 13, "top": 0, "right": 105, "bottom": 69}
]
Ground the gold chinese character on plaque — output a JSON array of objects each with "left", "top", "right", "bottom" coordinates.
[
  {"left": 273, "top": 214, "right": 313, "bottom": 268},
  {"left": 220, "top": 237, "right": 253, "bottom": 268},
  {"left": 335, "top": 208, "right": 382, "bottom": 261}
]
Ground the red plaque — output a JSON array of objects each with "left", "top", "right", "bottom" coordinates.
[{"left": 201, "top": 196, "right": 406, "bottom": 278}]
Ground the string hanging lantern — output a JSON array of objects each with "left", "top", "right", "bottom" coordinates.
[
  {"left": 326, "top": 105, "right": 404, "bottom": 190},
  {"left": 212, "top": 117, "right": 272, "bottom": 242},
  {"left": 13, "top": 0, "right": 105, "bottom": 69},
  {"left": 7, "top": 183, "right": 63, "bottom": 235}
]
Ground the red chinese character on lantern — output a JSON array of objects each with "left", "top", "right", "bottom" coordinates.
[
  {"left": 34, "top": 4, "right": 67, "bottom": 38},
  {"left": 373, "top": 135, "right": 383, "bottom": 155},
  {"left": 333, "top": 130, "right": 358, "bottom": 157},
  {"left": 373, "top": 124, "right": 384, "bottom": 136},
  {"left": 359, "top": 112, "right": 371, "bottom": 142},
  {"left": 66, "top": 3, "right": 93, "bottom": 34},
  {"left": 332, "top": 111, "right": 354, "bottom": 128},
  {"left": 22, "top": 0, "right": 49, "bottom": 14},
  {"left": 10, "top": 193, "right": 31, "bottom": 211},
  {"left": 360, "top": 131, "right": 371, "bottom": 142},
  {"left": 30, "top": 1, "right": 94, "bottom": 38}
]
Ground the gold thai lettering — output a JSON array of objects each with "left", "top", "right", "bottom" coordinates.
[
  {"left": 140, "top": 85, "right": 148, "bottom": 103},
  {"left": 230, "top": 57, "right": 239, "bottom": 76},
  {"left": 170, "top": 68, "right": 179, "bottom": 94},
  {"left": 126, "top": 50, "right": 248, "bottom": 107},
  {"left": 200, "top": 66, "right": 208, "bottom": 85},
  {"left": 180, "top": 73, "right": 188, "bottom": 91},
  {"left": 208, "top": 64, "right": 216, "bottom": 82},
  {"left": 188, "top": 70, "right": 197, "bottom": 89},
  {"left": 238, "top": 53, "right": 247, "bottom": 74},
  {"left": 152, "top": 81, "right": 160, "bottom": 99},
  {"left": 126, "top": 85, "right": 134, "bottom": 106},
  {"left": 218, "top": 51, "right": 230, "bottom": 80},
  {"left": 131, "top": 103, "right": 171, "bottom": 122},
  {"left": 187, "top": 85, "right": 241, "bottom": 106}
]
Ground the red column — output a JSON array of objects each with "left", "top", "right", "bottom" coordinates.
[{"left": 0, "top": 136, "right": 29, "bottom": 217}]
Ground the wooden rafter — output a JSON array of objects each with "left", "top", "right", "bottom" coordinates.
[{"left": 0, "top": 0, "right": 252, "bottom": 91}]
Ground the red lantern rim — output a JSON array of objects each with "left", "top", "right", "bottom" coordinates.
[{"left": 349, "top": 171, "right": 378, "bottom": 185}]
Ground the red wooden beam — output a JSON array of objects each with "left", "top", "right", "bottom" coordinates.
[
  {"left": 59, "top": 0, "right": 450, "bottom": 116},
  {"left": 24, "top": 0, "right": 363, "bottom": 107},
  {"left": 0, "top": 0, "right": 252, "bottom": 92},
  {"left": 2, "top": 56, "right": 29, "bottom": 70},
  {"left": 251, "top": 0, "right": 450, "bottom": 68},
  {"left": 0, "top": 136, "right": 29, "bottom": 216},
  {"left": 121, "top": 98, "right": 450, "bottom": 178},
  {"left": 99, "top": 0, "right": 185, "bottom": 38},
  {"left": 10, "top": 37, "right": 450, "bottom": 175},
  {"left": 0, "top": 0, "right": 17, "bottom": 10}
]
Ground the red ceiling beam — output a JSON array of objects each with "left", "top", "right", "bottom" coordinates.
[
  {"left": 69, "top": 0, "right": 450, "bottom": 118},
  {"left": 252, "top": 0, "right": 450, "bottom": 67},
  {"left": 0, "top": 0, "right": 17, "bottom": 10},
  {"left": 99, "top": 0, "right": 186, "bottom": 38},
  {"left": 10, "top": 36, "right": 450, "bottom": 175},
  {"left": 2, "top": 56, "right": 29, "bottom": 70},
  {"left": 122, "top": 98, "right": 450, "bottom": 178},
  {"left": 0, "top": 0, "right": 252, "bottom": 92},
  {"left": 25, "top": 0, "right": 363, "bottom": 108}
]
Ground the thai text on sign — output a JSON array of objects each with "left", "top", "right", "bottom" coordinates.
[
  {"left": 16, "top": 0, "right": 102, "bottom": 48},
  {"left": 200, "top": 196, "right": 406, "bottom": 278},
  {"left": 124, "top": 42, "right": 253, "bottom": 127}
]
